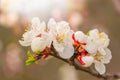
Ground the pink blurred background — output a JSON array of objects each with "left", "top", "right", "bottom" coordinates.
[{"left": 0, "top": 0, "right": 120, "bottom": 80}]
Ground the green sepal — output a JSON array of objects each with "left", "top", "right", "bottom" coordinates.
[
  {"left": 35, "top": 51, "right": 40, "bottom": 55},
  {"left": 25, "top": 51, "right": 38, "bottom": 66}
]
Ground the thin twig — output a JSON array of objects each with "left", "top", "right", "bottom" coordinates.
[{"left": 36, "top": 48, "right": 120, "bottom": 80}]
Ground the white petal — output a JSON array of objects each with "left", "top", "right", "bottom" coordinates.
[
  {"left": 53, "top": 40, "right": 64, "bottom": 53},
  {"left": 99, "top": 38, "right": 110, "bottom": 48},
  {"left": 99, "top": 32, "right": 110, "bottom": 48},
  {"left": 105, "top": 48, "right": 112, "bottom": 60},
  {"left": 102, "top": 39, "right": 110, "bottom": 48},
  {"left": 74, "top": 31, "right": 86, "bottom": 42},
  {"left": 100, "top": 48, "right": 112, "bottom": 64},
  {"left": 31, "top": 37, "right": 46, "bottom": 52},
  {"left": 19, "top": 31, "right": 33, "bottom": 46},
  {"left": 46, "top": 33, "right": 53, "bottom": 47},
  {"left": 85, "top": 42, "right": 98, "bottom": 54},
  {"left": 98, "top": 47, "right": 106, "bottom": 55},
  {"left": 23, "top": 31, "right": 34, "bottom": 40},
  {"left": 58, "top": 21, "right": 69, "bottom": 29},
  {"left": 63, "top": 30, "right": 74, "bottom": 44},
  {"left": 59, "top": 45, "right": 74, "bottom": 59},
  {"left": 57, "top": 21, "right": 70, "bottom": 33},
  {"left": 31, "top": 17, "right": 40, "bottom": 30},
  {"left": 89, "top": 29, "right": 99, "bottom": 39},
  {"left": 19, "top": 40, "right": 31, "bottom": 46},
  {"left": 100, "top": 56, "right": 110, "bottom": 64},
  {"left": 95, "top": 61, "right": 106, "bottom": 74},
  {"left": 48, "top": 18, "right": 57, "bottom": 30},
  {"left": 82, "top": 56, "right": 94, "bottom": 67},
  {"left": 100, "top": 32, "right": 109, "bottom": 39},
  {"left": 39, "top": 21, "right": 46, "bottom": 32}
]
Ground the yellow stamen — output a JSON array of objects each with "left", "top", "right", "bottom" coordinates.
[
  {"left": 44, "top": 28, "right": 47, "bottom": 32},
  {"left": 98, "top": 32, "right": 101, "bottom": 37},
  {"left": 21, "top": 37, "right": 24, "bottom": 40},
  {"left": 56, "top": 34, "right": 65, "bottom": 43},
  {"left": 25, "top": 29, "right": 29, "bottom": 32},
  {"left": 94, "top": 53, "right": 102, "bottom": 60}
]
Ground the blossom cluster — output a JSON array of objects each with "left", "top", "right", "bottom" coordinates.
[{"left": 19, "top": 17, "right": 112, "bottom": 75}]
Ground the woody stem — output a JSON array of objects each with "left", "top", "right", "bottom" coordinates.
[{"left": 36, "top": 47, "right": 120, "bottom": 80}]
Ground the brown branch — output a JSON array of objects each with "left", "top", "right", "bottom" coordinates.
[{"left": 35, "top": 48, "right": 120, "bottom": 80}]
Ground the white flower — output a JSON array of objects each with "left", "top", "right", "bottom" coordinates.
[
  {"left": 48, "top": 19, "right": 74, "bottom": 59},
  {"left": 19, "top": 17, "right": 53, "bottom": 52},
  {"left": 74, "top": 29, "right": 112, "bottom": 74},
  {"left": 31, "top": 33, "right": 52, "bottom": 52},
  {"left": 74, "top": 31, "right": 98, "bottom": 54},
  {"left": 85, "top": 29, "right": 110, "bottom": 55},
  {"left": 88, "top": 29, "right": 110, "bottom": 55},
  {"left": 81, "top": 56, "right": 94, "bottom": 67},
  {"left": 86, "top": 29, "right": 112, "bottom": 74},
  {"left": 94, "top": 48, "right": 112, "bottom": 74}
]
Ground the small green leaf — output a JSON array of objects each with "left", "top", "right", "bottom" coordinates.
[
  {"left": 27, "top": 51, "right": 34, "bottom": 58},
  {"left": 26, "top": 59, "right": 35, "bottom": 66},
  {"left": 86, "top": 31, "right": 90, "bottom": 36},
  {"left": 25, "top": 51, "right": 37, "bottom": 66}
]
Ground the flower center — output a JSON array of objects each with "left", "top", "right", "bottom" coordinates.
[
  {"left": 44, "top": 28, "right": 48, "bottom": 32},
  {"left": 56, "top": 34, "right": 65, "bottom": 43},
  {"left": 94, "top": 53, "right": 102, "bottom": 60},
  {"left": 98, "top": 32, "right": 101, "bottom": 38}
]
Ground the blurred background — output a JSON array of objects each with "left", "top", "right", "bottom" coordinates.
[{"left": 0, "top": 0, "right": 120, "bottom": 80}]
